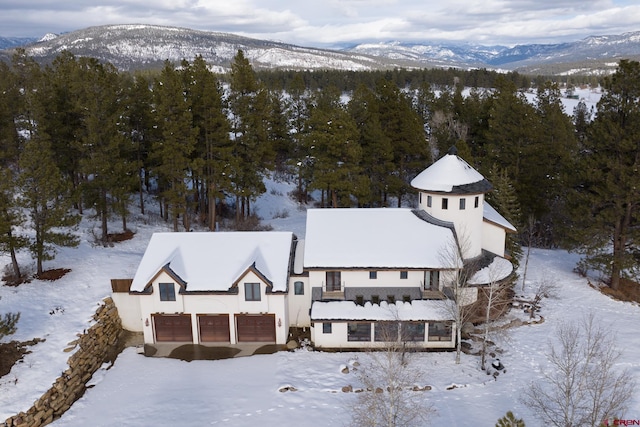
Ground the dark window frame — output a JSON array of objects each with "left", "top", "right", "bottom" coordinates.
[
  {"left": 442, "top": 198, "right": 448, "bottom": 210},
  {"left": 428, "top": 321, "right": 453, "bottom": 341},
  {"left": 401, "top": 322, "right": 425, "bottom": 341},
  {"left": 459, "top": 198, "right": 466, "bottom": 210},
  {"left": 326, "top": 271, "right": 341, "bottom": 292},
  {"left": 244, "top": 282, "right": 261, "bottom": 301},
  {"left": 323, "top": 322, "right": 332, "bottom": 334},
  {"left": 374, "top": 321, "right": 399, "bottom": 342},
  {"left": 159, "top": 282, "right": 176, "bottom": 301},
  {"left": 369, "top": 270, "right": 377, "bottom": 279},
  {"left": 294, "top": 281, "right": 304, "bottom": 295},
  {"left": 400, "top": 270, "right": 408, "bottom": 279},
  {"left": 347, "top": 322, "right": 371, "bottom": 342}
]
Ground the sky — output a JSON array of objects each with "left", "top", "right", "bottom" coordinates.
[{"left": 1, "top": 0, "right": 639, "bottom": 47}]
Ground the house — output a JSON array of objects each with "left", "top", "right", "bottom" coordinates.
[
  {"left": 112, "top": 231, "right": 296, "bottom": 345},
  {"left": 111, "top": 147, "right": 515, "bottom": 352}
]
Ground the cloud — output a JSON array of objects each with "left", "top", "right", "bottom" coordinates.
[{"left": 0, "top": 0, "right": 638, "bottom": 47}]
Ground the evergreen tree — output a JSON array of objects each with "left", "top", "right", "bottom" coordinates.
[
  {"left": 348, "top": 83, "right": 393, "bottom": 206},
  {"left": 285, "top": 73, "right": 312, "bottom": 203},
  {"left": 376, "top": 79, "right": 429, "bottom": 207},
  {"left": 18, "top": 136, "right": 79, "bottom": 276},
  {"left": 0, "top": 168, "right": 26, "bottom": 279},
  {"left": 566, "top": 60, "right": 640, "bottom": 289},
  {"left": 486, "top": 166, "right": 523, "bottom": 269},
  {"left": 496, "top": 411, "right": 526, "bottom": 427},
  {"left": 76, "top": 58, "right": 136, "bottom": 242},
  {"left": 185, "top": 56, "right": 233, "bottom": 231},
  {"left": 227, "top": 50, "right": 271, "bottom": 222},
  {"left": 304, "top": 85, "right": 362, "bottom": 207},
  {"left": 152, "top": 61, "right": 197, "bottom": 232},
  {"left": 0, "top": 311, "right": 20, "bottom": 340}
]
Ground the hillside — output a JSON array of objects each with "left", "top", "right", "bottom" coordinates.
[{"left": 1, "top": 24, "right": 639, "bottom": 74}]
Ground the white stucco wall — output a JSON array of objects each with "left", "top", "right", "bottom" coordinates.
[
  {"left": 482, "top": 221, "right": 508, "bottom": 258},
  {"left": 311, "top": 321, "right": 455, "bottom": 349},
  {"left": 308, "top": 269, "right": 429, "bottom": 291},
  {"left": 137, "top": 270, "right": 289, "bottom": 345},
  {"left": 288, "top": 277, "right": 311, "bottom": 328},
  {"left": 419, "top": 191, "right": 485, "bottom": 259},
  {"left": 111, "top": 293, "right": 143, "bottom": 332}
]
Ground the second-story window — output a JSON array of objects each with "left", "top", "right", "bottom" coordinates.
[
  {"left": 326, "top": 271, "right": 341, "bottom": 292},
  {"left": 442, "top": 198, "right": 448, "bottom": 210},
  {"left": 244, "top": 283, "right": 261, "bottom": 301},
  {"left": 159, "top": 283, "right": 176, "bottom": 301}
]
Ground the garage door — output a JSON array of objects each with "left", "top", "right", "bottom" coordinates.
[
  {"left": 198, "top": 314, "right": 230, "bottom": 342},
  {"left": 236, "top": 314, "right": 276, "bottom": 342},
  {"left": 153, "top": 314, "right": 193, "bottom": 342}
]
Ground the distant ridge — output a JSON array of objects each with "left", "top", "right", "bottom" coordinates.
[{"left": 1, "top": 24, "right": 639, "bottom": 74}]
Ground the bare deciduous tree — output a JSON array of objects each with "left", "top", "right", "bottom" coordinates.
[
  {"left": 521, "top": 314, "right": 635, "bottom": 427},
  {"left": 349, "top": 330, "right": 436, "bottom": 427}
]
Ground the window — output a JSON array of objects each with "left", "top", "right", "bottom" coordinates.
[
  {"left": 419, "top": 193, "right": 422, "bottom": 204},
  {"left": 323, "top": 322, "right": 332, "bottom": 334},
  {"left": 427, "top": 195, "right": 432, "bottom": 207},
  {"left": 425, "top": 270, "right": 439, "bottom": 290},
  {"left": 428, "top": 322, "right": 453, "bottom": 341},
  {"left": 401, "top": 322, "right": 425, "bottom": 341},
  {"left": 159, "top": 283, "right": 176, "bottom": 301},
  {"left": 371, "top": 295, "right": 380, "bottom": 305},
  {"left": 459, "top": 198, "right": 466, "bottom": 210},
  {"left": 369, "top": 271, "right": 377, "bottom": 279},
  {"left": 326, "top": 271, "right": 341, "bottom": 292},
  {"left": 355, "top": 295, "right": 364, "bottom": 306},
  {"left": 294, "top": 281, "right": 304, "bottom": 295},
  {"left": 400, "top": 271, "right": 408, "bottom": 279},
  {"left": 387, "top": 295, "right": 395, "bottom": 304},
  {"left": 244, "top": 282, "right": 261, "bottom": 301},
  {"left": 402, "top": 295, "right": 411, "bottom": 303},
  {"left": 442, "top": 198, "right": 448, "bottom": 210},
  {"left": 375, "top": 322, "right": 399, "bottom": 342},
  {"left": 474, "top": 196, "right": 479, "bottom": 208},
  {"left": 347, "top": 323, "right": 371, "bottom": 341}
]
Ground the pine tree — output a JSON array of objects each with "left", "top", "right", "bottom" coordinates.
[
  {"left": 227, "top": 50, "right": 271, "bottom": 222},
  {"left": 566, "top": 60, "right": 640, "bottom": 289},
  {"left": 487, "top": 166, "right": 523, "bottom": 269},
  {"left": 152, "top": 61, "right": 197, "bottom": 232},
  {"left": 18, "top": 136, "right": 79, "bottom": 276},
  {"left": 496, "top": 411, "right": 526, "bottom": 427},
  {"left": 185, "top": 56, "right": 233, "bottom": 231},
  {"left": 76, "top": 58, "right": 136, "bottom": 242},
  {"left": 0, "top": 311, "right": 20, "bottom": 340},
  {"left": 348, "top": 83, "right": 393, "bottom": 206},
  {"left": 0, "top": 168, "right": 26, "bottom": 280},
  {"left": 304, "top": 85, "right": 361, "bottom": 207}
]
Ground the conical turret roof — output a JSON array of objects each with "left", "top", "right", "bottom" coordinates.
[{"left": 411, "top": 146, "right": 492, "bottom": 194}]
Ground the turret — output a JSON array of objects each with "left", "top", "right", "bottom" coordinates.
[{"left": 410, "top": 147, "right": 492, "bottom": 260}]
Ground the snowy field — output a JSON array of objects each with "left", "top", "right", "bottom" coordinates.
[{"left": 2, "top": 87, "right": 637, "bottom": 427}]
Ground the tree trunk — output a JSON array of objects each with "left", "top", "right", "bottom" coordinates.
[
  {"left": 7, "top": 231, "right": 21, "bottom": 278},
  {"left": 208, "top": 181, "right": 217, "bottom": 231}
]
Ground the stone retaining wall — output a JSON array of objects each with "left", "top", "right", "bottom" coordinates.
[{"left": 4, "top": 297, "right": 123, "bottom": 427}]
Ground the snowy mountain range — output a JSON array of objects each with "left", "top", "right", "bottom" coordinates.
[{"left": 1, "top": 24, "right": 639, "bottom": 74}]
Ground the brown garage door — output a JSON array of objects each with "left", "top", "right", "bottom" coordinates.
[
  {"left": 153, "top": 314, "right": 193, "bottom": 342},
  {"left": 236, "top": 314, "right": 276, "bottom": 342},
  {"left": 198, "top": 314, "right": 230, "bottom": 342}
]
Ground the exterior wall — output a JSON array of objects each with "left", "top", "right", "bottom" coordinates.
[
  {"left": 482, "top": 221, "right": 508, "bottom": 257},
  {"left": 310, "top": 321, "right": 455, "bottom": 349},
  {"left": 308, "top": 269, "right": 430, "bottom": 292},
  {"left": 288, "top": 276, "right": 311, "bottom": 327},
  {"left": 111, "top": 292, "right": 143, "bottom": 332},
  {"left": 138, "top": 270, "right": 288, "bottom": 345},
  {"left": 419, "top": 191, "right": 485, "bottom": 259}
]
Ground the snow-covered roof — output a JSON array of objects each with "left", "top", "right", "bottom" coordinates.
[
  {"left": 411, "top": 149, "right": 492, "bottom": 194},
  {"left": 303, "top": 208, "right": 459, "bottom": 269},
  {"left": 483, "top": 203, "right": 517, "bottom": 232},
  {"left": 468, "top": 256, "right": 514, "bottom": 285},
  {"left": 130, "top": 232, "right": 293, "bottom": 293},
  {"left": 310, "top": 300, "right": 454, "bottom": 321}
]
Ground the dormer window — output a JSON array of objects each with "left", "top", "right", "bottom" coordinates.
[{"left": 159, "top": 283, "right": 176, "bottom": 301}]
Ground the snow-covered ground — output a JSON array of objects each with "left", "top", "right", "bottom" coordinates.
[{"left": 2, "top": 126, "right": 639, "bottom": 426}]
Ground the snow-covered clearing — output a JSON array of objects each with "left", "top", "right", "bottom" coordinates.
[{"left": 1, "top": 171, "right": 639, "bottom": 426}]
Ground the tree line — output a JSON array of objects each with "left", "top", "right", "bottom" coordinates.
[{"left": 0, "top": 49, "right": 638, "bottom": 289}]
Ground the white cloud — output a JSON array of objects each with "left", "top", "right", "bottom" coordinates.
[{"left": 1, "top": 0, "right": 638, "bottom": 47}]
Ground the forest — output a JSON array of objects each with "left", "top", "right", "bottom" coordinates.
[{"left": 0, "top": 48, "right": 638, "bottom": 290}]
